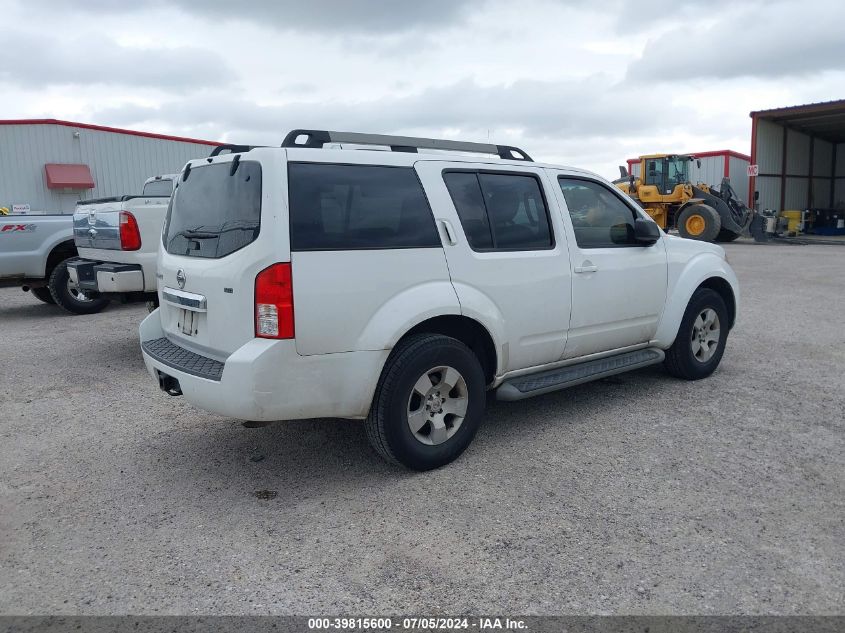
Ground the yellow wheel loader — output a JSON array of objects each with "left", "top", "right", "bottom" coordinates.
[{"left": 615, "top": 154, "right": 752, "bottom": 242}]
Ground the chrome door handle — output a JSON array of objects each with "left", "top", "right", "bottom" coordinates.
[
  {"left": 574, "top": 265, "right": 598, "bottom": 273},
  {"left": 440, "top": 219, "right": 457, "bottom": 245}
]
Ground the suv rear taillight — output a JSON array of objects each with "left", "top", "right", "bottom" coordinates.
[
  {"left": 119, "top": 211, "right": 142, "bottom": 251},
  {"left": 255, "top": 263, "right": 294, "bottom": 339}
]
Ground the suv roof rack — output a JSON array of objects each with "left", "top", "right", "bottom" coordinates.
[
  {"left": 281, "top": 129, "right": 533, "bottom": 162},
  {"left": 209, "top": 144, "right": 262, "bottom": 157}
]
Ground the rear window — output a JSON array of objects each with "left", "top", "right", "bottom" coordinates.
[
  {"left": 142, "top": 179, "right": 173, "bottom": 197},
  {"left": 288, "top": 163, "right": 440, "bottom": 251},
  {"left": 164, "top": 161, "right": 262, "bottom": 259}
]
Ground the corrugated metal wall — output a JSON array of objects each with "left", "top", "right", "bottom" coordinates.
[
  {"left": 753, "top": 119, "right": 840, "bottom": 211},
  {"left": 813, "top": 139, "right": 833, "bottom": 209},
  {"left": 692, "top": 156, "right": 725, "bottom": 190},
  {"left": 0, "top": 123, "right": 214, "bottom": 214},
  {"left": 755, "top": 119, "right": 783, "bottom": 211},
  {"left": 835, "top": 143, "right": 845, "bottom": 207},
  {"left": 728, "top": 155, "right": 750, "bottom": 201}
]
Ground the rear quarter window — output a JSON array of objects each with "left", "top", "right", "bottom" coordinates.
[
  {"left": 288, "top": 163, "right": 441, "bottom": 251},
  {"left": 164, "top": 161, "right": 261, "bottom": 259},
  {"left": 142, "top": 179, "right": 173, "bottom": 197}
]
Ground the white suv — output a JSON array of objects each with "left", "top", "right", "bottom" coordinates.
[{"left": 140, "top": 130, "right": 739, "bottom": 470}]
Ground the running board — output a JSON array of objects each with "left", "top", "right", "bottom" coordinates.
[{"left": 496, "top": 348, "right": 665, "bottom": 401}]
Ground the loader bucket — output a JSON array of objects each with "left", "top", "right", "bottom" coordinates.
[{"left": 691, "top": 180, "right": 752, "bottom": 238}]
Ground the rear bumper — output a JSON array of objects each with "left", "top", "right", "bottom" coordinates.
[
  {"left": 139, "top": 310, "right": 388, "bottom": 421},
  {"left": 67, "top": 258, "right": 145, "bottom": 294}
]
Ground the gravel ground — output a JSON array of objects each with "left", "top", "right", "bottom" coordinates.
[{"left": 1, "top": 242, "right": 843, "bottom": 615}]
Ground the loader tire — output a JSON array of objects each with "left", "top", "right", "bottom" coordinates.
[{"left": 678, "top": 204, "right": 721, "bottom": 242}]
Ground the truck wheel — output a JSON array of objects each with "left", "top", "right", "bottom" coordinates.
[
  {"left": 664, "top": 288, "right": 729, "bottom": 380},
  {"left": 30, "top": 287, "right": 56, "bottom": 304},
  {"left": 715, "top": 229, "right": 741, "bottom": 242},
  {"left": 365, "top": 333, "right": 486, "bottom": 471},
  {"left": 677, "top": 205, "right": 721, "bottom": 241},
  {"left": 48, "top": 260, "right": 110, "bottom": 315}
]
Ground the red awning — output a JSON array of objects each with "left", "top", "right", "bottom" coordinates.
[{"left": 44, "top": 164, "right": 95, "bottom": 189}]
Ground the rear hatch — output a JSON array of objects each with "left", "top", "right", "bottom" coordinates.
[{"left": 157, "top": 149, "right": 286, "bottom": 360}]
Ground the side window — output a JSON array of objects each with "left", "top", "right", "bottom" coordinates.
[
  {"left": 443, "top": 171, "right": 553, "bottom": 251},
  {"left": 288, "top": 163, "right": 441, "bottom": 250},
  {"left": 644, "top": 159, "right": 663, "bottom": 187},
  {"left": 442, "top": 172, "right": 493, "bottom": 249},
  {"left": 558, "top": 178, "right": 640, "bottom": 249}
]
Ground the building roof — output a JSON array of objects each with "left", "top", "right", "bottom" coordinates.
[
  {"left": 0, "top": 118, "right": 220, "bottom": 146},
  {"left": 749, "top": 99, "right": 845, "bottom": 144}
]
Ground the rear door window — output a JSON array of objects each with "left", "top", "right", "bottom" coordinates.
[
  {"left": 442, "top": 172, "right": 494, "bottom": 249},
  {"left": 443, "top": 171, "right": 553, "bottom": 250},
  {"left": 288, "top": 163, "right": 441, "bottom": 251},
  {"left": 164, "top": 161, "right": 261, "bottom": 259}
]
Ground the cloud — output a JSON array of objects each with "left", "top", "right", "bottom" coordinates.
[
  {"left": 0, "top": 31, "right": 234, "bottom": 90},
  {"left": 91, "top": 76, "right": 694, "bottom": 150},
  {"left": 628, "top": 1, "right": 845, "bottom": 80},
  {"left": 18, "top": 0, "right": 480, "bottom": 34}
]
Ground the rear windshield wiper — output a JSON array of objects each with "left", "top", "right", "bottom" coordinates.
[
  {"left": 167, "top": 221, "right": 259, "bottom": 246},
  {"left": 170, "top": 229, "right": 219, "bottom": 241}
]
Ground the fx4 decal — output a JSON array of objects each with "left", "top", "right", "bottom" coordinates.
[{"left": 1, "top": 224, "right": 36, "bottom": 233}]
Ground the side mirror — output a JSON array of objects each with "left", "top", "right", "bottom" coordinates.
[
  {"left": 619, "top": 165, "right": 628, "bottom": 179},
  {"left": 754, "top": 191, "right": 760, "bottom": 201},
  {"left": 634, "top": 218, "right": 660, "bottom": 245},
  {"left": 697, "top": 159, "right": 701, "bottom": 168}
]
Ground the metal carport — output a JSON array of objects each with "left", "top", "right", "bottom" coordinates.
[{"left": 749, "top": 100, "right": 845, "bottom": 216}]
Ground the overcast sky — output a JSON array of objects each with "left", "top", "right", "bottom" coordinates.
[{"left": 2, "top": 0, "right": 844, "bottom": 178}]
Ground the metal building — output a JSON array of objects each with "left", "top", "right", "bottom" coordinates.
[
  {"left": 0, "top": 119, "right": 218, "bottom": 215},
  {"left": 749, "top": 100, "right": 845, "bottom": 217},
  {"left": 626, "top": 150, "right": 751, "bottom": 201}
]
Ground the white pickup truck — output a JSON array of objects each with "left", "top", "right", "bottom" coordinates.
[
  {"left": 0, "top": 213, "right": 106, "bottom": 313},
  {"left": 67, "top": 174, "right": 178, "bottom": 311}
]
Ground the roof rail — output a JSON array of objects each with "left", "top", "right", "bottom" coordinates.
[
  {"left": 209, "top": 144, "right": 260, "bottom": 157},
  {"left": 281, "top": 129, "right": 533, "bottom": 162}
]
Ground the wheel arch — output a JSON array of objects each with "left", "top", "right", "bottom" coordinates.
[
  {"left": 400, "top": 315, "right": 498, "bottom": 386},
  {"left": 698, "top": 276, "right": 736, "bottom": 329},
  {"left": 45, "top": 239, "right": 77, "bottom": 277},
  {"left": 653, "top": 254, "right": 739, "bottom": 348}
]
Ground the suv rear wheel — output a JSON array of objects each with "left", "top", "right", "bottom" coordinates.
[
  {"left": 365, "top": 333, "right": 486, "bottom": 470},
  {"left": 664, "top": 288, "right": 729, "bottom": 380},
  {"left": 48, "top": 259, "right": 110, "bottom": 315}
]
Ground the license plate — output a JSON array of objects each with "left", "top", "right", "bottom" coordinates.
[{"left": 179, "top": 308, "right": 198, "bottom": 336}]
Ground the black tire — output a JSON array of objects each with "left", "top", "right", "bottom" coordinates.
[
  {"left": 677, "top": 204, "right": 721, "bottom": 241},
  {"left": 48, "top": 259, "right": 110, "bottom": 315},
  {"left": 664, "top": 288, "right": 730, "bottom": 380},
  {"left": 365, "top": 333, "right": 486, "bottom": 470},
  {"left": 30, "top": 287, "right": 56, "bottom": 304},
  {"left": 715, "top": 229, "right": 741, "bottom": 242}
]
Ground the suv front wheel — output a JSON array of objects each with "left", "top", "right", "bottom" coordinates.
[
  {"left": 664, "top": 287, "right": 729, "bottom": 380},
  {"left": 365, "top": 333, "right": 486, "bottom": 470}
]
